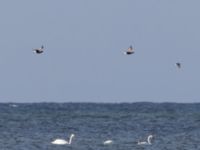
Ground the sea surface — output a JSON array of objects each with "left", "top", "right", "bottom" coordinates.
[{"left": 0, "top": 102, "right": 200, "bottom": 150}]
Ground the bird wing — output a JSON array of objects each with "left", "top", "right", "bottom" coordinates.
[{"left": 127, "top": 45, "right": 133, "bottom": 52}]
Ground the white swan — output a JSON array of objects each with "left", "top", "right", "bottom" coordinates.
[
  {"left": 51, "top": 134, "right": 75, "bottom": 145},
  {"left": 137, "top": 135, "right": 153, "bottom": 145},
  {"left": 9, "top": 104, "right": 18, "bottom": 107},
  {"left": 103, "top": 140, "right": 113, "bottom": 145}
]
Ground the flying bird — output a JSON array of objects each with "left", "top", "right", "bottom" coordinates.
[
  {"left": 124, "top": 45, "right": 134, "bottom": 55},
  {"left": 176, "top": 62, "right": 181, "bottom": 69},
  {"left": 33, "top": 45, "right": 44, "bottom": 54},
  {"left": 51, "top": 134, "right": 75, "bottom": 145}
]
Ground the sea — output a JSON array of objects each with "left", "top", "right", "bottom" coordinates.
[{"left": 0, "top": 102, "right": 200, "bottom": 150}]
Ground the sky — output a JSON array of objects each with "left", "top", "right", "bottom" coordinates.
[{"left": 0, "top": 0, "right": 200, "bottom": 103}]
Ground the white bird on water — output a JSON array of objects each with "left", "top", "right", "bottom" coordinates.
[
  {"left": 103, "top": 140, "right": 113, "bottom": 145},
  {"left": 9, "top": 104, "right": 18, "bottom": 108},
  {"left": 137, "top": 135, "right": 153, "bottom": 145},
  {"left": 51, "top": 134, "right": 75, "bottom": 145}
]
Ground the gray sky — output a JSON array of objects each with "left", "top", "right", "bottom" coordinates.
[{"left": 0, "top": 0, "right": 200, "bottom": 103}]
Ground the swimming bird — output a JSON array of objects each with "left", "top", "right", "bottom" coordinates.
[
  {"left": 137, "top": 135, "right": 153, "bottom": 145},
  {"left": 124, "top": 45, "right": 134, "bottom": 55},
  {"left": 51, "top": 134, "right": 75, "bottom": 145},
  {"left": 33, "top": 45, "right": 44, "bottom": 54},
  {"left": 10, "top": 104, "right": 18, "bottom": 107},
  {"left": 103, "top": 140, "right": 113, "bottom": 145},
  {"left": 176, "top": 62, "right": 181, "bottom": 69}
]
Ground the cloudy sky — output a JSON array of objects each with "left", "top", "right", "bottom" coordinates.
[{"left": 0, "top": 0, "right": 200, "bottom": 103}]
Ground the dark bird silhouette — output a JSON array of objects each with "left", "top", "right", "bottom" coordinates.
[
  {"left": 176, "top": 62, "right": 181, "bottom": 69},
  {"left": 33, "top": 45, "right": 44, "bottom": 54},
  {"left": 124, "top": 45, "right": 134, "bottom": 55}
]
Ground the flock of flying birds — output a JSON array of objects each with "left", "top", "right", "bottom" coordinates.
[
  {"left": 33, "top": 45, "right": 135, "bottom": 55},
  {"left": 33, "top": 45, "right": 181, "bottom": 69},
  {"left": 51, "top": 133, "right": 154, "bottom": 146}
]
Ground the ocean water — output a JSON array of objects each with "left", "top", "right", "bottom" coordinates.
[{"left": 0, "top": 102, "right": 200, "bottom": 150}]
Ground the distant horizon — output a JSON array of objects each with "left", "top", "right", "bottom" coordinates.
[{"left": 2, "top": 100, "right": 200, "bottom": 104}]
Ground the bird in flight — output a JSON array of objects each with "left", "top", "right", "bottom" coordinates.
[
  {"left": 33, "top": 45, "right": 44, "bottom": 54},
  {"left": 124, "top": 45, "right": 134, "bottom": 55},
  {"left": 176, "top": 62, "right": 181, "bottom": 69}
]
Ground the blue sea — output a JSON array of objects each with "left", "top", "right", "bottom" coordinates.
[{"left": 0, "top": 102, "right": 200, "bottom": 150}]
